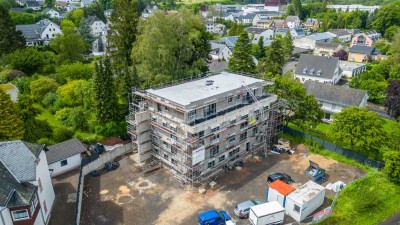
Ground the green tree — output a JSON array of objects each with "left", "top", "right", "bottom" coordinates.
[
  {"left": 18, "top": 95, "right": 52, "bottom": 142},
  {"left": 57, "top": 79, "right": 89, "bottom": 106},
  {"left": 371, "top": 1, "right": 400, "bottom": 35},
  {"left": 282, "top": 32, "right": 294, "bottom": 60},
  {"left": 53, "top": 62, "right": 94, "bottom": 84},
  {"left": 132, "top": 10, "right": 210, "bottom": 86},
  {"left": 0, "top": 89, "right": 25, "bottom": 140},
  {"left": 0, "top": 5, "right": 25, "bottom": 56},
  {"left": 259, "top": 37, "right": 285, "bottom": 76},
  {"left": 84, "top": 2, "right": 106, "bottom": 23},
  {"left": 78, "top": 18, "right": 95, "bottom": 50},
  {"left": 30, "top": 76, "right": 59, "bottom": 101},
  {"left": 256, "top": 36, "right": 265, "bottom": 59},
  {"left": 293, "top": 0, "right": 302, "bottom": 18},
  {"left": 71, "top": 9, "right": 84, "bottom": 26},
  {"left": 272, "top": 75, "right": 323, "bottom": 129},
  {"left": 328, "top": 107, "right": 386, "bottom": 159},
  {"left": 382, "top": 122, "right": 400, "bottom": 184},
  {"left": 93, "top": 58, "right": 118, "bottom": 124},
  {"left": 228, "top": 31, "right": 255, "bottom": 73},
  {"left": 50, "top": 20, "right": 86, "bottom": 64},
  {"left": 6, "top": 48, "right": 46, "bottom": 74},
  {"left": 228, "top": 22, "right": 244, "bottom": 36}
]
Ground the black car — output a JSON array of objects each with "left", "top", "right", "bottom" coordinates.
[{"left": 267, "top": 172, "right": 293, "bottom": 184}]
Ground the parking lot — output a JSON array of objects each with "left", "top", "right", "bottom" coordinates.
[{"left": 80, "top": 144, "right": 365, "bottom": 225}]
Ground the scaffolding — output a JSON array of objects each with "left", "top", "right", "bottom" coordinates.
[{"left": 126, "top": 72, "right": 285, "bottom": 189}]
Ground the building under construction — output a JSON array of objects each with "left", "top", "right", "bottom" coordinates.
[{"left": 127, "top": 71, "right": 284, "bottom": 187}]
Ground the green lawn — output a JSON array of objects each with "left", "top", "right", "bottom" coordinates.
[
  {"left": 33, "top": 103, "right": 64, "bottom": 128},
  {"left": 315, "top": 123, "right": 331, "bottom": 134},
  {"left": 320, "top": 172, "right": 400, "bottom": 225}
]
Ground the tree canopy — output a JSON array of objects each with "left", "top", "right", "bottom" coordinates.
[
  {"left": 384, "top": 80, "right": 400, "bottom": 121},
  {"left": 329, "top": 107, "right": 386, "bottom": 159},
  {"left": 0, "top": 89, "right": 25, "bottom": 140},
  {"left": 0, "top": 5, "right": 25, "bottom": 56},
  {"left": 228, "top": 31, "right": 256, "bottom": 73},
  {"left": 132, "top": 10, "right": 210, "bottom": 87},
  {"left": 372, "top": 1, "right": 400, "bottom": 35}
]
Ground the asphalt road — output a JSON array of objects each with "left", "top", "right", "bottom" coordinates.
[{"left": 379, "top": 212, "right": 400, "bottom": 225}]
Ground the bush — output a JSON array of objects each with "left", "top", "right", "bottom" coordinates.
[
  {"left": 55, "top": 107, "right": 88, "bottom": 130},
  {"left": 30, "top": 76, "right": 59, "bottom": 102},
  {"left": 53, "top": 126, "right": 74, "bottom": 142},
  {"left": 95, "top": 121, "right": 126, "bottom": 137},
  {"left": 36, "top": 138, "right": 55, "bottom": 146},
  {"left": 42, "top": 92, "right": 59, "bottom": 108}
]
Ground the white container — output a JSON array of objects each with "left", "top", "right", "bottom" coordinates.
[{"left": 249, "top": 201, "right": 285, "bottom": 225}]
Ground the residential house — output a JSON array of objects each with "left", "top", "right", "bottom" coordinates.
[
  {"left": 348, "top": 45, "right": 376, "bottom": 62},
  {"left": 46, "top": 138, "right": 86, "bottom": 177},
  {"left": 290, "top": 28, "right": 305, "bottom": 39},
  {"left": 237, "top": 13, "right": 259, "bottom": 25},
  {"left": 314, "top": 42, "right": 344, "bottom": 57},
  {"left": 0, "top": 83, "right": 19, "bottom": 102},
  {"left": 205, "top": 21, "right": 225, "bottom": 35},
  {"left": 270, "top": 19, "right": 287, "bottom": 28},
  {"left": 303, "top": 18, "right": 319, "bottom": 32},
  {"left": 293, "top": 32, "right": 337, "bottom": 50},
  {"left": 0, "top": 141, "right": 55, "bottom": 225},
  {"left": 294, "top": 54, "right": 341, "bottom": 84},
  {"left": 26, "top": 1, "right": 41, "bottom": 10},
  {"left": 81, "top": 0, "right": 94, "bottom": 7},
  {"left": 304, "top": 80, "right": 368, "bottom": 121},
  {"left": 285, "top": 16, "right": 300, "bottom": 29},
  {"left": 329, "top": 29, "right": 352, "bottom": 42},
  {"left": 16, "top": 0, "right": 27, "bottom": 6},
  {"left": 275, "top": 28, "right": 290, "bottom": 37},
  {"left": 142, "top": 4, "right": 158, "bottom": 19},
  {"left": 218, "top": 36, "right": 238, "bottom": 48},
  {"left": 85, "top": 16, "right": 106, "bottom": 37},
  {"left": 246, "top": 27, "right": 274, "bottom": 43},
  {"left": 256, "top": 19, "right": 272, "bottom": 28},
  {"left": 253, "top": 10, "right": 281, "bottom": 20},
  {"left": 42, "top": 8, "right": 60, "bottom": 19},
  {"left": 65, "top": 3, "right": 77, "bottom": 11},
  {"left": 16, "top": 19, "right": 62, "bottom": 46},
  {"left": 327, "top": 4, "right": 380, "bottom": 12},
  {"left": 365, "top": 30, "right": 381, "bottom": 41},
  {"left": 350, "top": 33, "right": 375, "bottom": 47},
  {"left": 339, "top": 61, "right": 366, "bottom": 77},
  {"left": 210, "top": 42, "right": 233, "bottom": 61},
  {"left": 264, "top": 0, "right": 287, "bottom": 12},
  {"left": 104, "top": 9, "right": 114, "bottom": 18}
]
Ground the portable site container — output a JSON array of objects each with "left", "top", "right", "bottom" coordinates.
[
  {"left": 248, "top": 201, "right": 285, "bottom": 225},
  {"left": 285, "top": 180, "right": 326, "bottom": 222},
  {"left": 266, "top": 179, "right": 296, "bottom": 208}
]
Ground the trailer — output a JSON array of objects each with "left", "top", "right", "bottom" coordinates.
[{"left": 249, "top": 201, "right": 285, "bottom": 225}]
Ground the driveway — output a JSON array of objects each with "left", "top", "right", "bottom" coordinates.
[
  {"left": 283, "top": 61, "right": 297, "bottom": 75},
  {"left": 80, "top": 146, "right": 365, "bottom": 225},
  {"left": 49, "top": 170, "right": 80, "bottom": 225}
]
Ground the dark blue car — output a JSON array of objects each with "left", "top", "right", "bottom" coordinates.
[{"left": 198, "top": 210, "right": 235, "bottom": 225}]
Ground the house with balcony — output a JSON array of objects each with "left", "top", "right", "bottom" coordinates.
[
  {"left": 0, "top": 141, "right": 55, "bottom": 225},
  {"left": 127, "top": 72, "right": 284, "bottom": 186}
]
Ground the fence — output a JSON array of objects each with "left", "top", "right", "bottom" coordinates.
[
  {"left": 283, "top": 126, "right": 384, "bottom": 169},
  {"left": 74, "top": 143, "right": 133, "bottom": 225}
]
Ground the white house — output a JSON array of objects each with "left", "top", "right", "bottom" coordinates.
[
  {"left": 293, "top": 32, "right": 337, "bottom": 50},
  {"left": 46, "top": 138, "right": 86, "bottom": 177},
  {"left": 285, "top": 181, "right": 325, "bottom": 222},
  {"left": 304, "top": 80, "right": 369, "bottom": 121},
  {"left": 85, "top": 16, "right": 106, "bottom": 37},
  {"left": 329, "top": 29, "right": 352, "bottom": 43},
  {"left": 286, "top": 16, "right": 300, "bottom": 29},
  {"left": 294, "top": 54, "right": 341, "bottom": 84},
  {"left": 339, "top": 61, "right": 366, "bottom": 77},
  {"left": 16, "top": 19, "right": 62, "bottom": 46},
  {"left": 81, "top": 0, "right": 94, "bottom": 7},
  {"left": 0, "top": 83, "right": 19, "bottom": 102},
  {"left": 26, "top": 1, "right": 41, "bottom": 10},
  {"left": 42, "top": 8, "right": 60, "bottom": 19},
  {"left": 246, "top": 27, "right": 274, "bottom": 43},
  {"left": 205, "top": 21, "right": 225, "bottom": 35},
  {"left": 210, "top": 42, "right": 232, "bottom": 61},
  {"left": 314, "top": 42, "right": 344, "bottom": 57},
  {"left": 0, "top": 141, "right": 55, "bottom": 225},
  {"left": 266, "top": 180, "right": 296, "bottom": 208}
]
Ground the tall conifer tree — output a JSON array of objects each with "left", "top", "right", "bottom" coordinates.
[{"left": 0, "top": 89, "right": 25, "bottom": 140}]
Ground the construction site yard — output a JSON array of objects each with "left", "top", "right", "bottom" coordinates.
[{"left": 80, "top": 145, "right": 366, "bottom": 225}]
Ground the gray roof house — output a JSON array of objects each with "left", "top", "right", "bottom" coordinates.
[
  {"left": 16, "top": 19, "right": 61, "bottom": 46},
  {"left": 46, "top": 138, "right": 86, "bottom": 176},
  {"left": 218, "top": 36, "right": 238, "bottom": 48},
  {"left": 25, "top": 1, "right": 41, "bottom": 10},
  {"left": 0, "top": 141, "right": 55, "bottom": 224},
  {"left": 304, "top": 80, "right": 369, "bottom": 121},
  {"left": 294, "top": 54, "right": 341, "bottom": 84},
  {"left": 314, "top": 42, "right": 344, "bottom": 57}
]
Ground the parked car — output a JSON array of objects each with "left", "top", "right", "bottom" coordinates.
[
  {"left": 234, "top": 200, "right": 264, "bottom": 218},
  {"left": 89, "top": 161, "right": 120, "bottom": 177},
  {"left": 267, "top": 172, "right": 293, "bottom": 184},
  {"left": 198, "top": 210, "right": 236, "bottom": 225}
]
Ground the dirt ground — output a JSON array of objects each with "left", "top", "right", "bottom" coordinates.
[{"left": 80, "top": 146, "right": 365, "bottom": 225}]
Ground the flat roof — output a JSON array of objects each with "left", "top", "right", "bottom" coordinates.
[
  {"left": 288, "top": 180, "right": 325, "bottom": 204},
  {"left": 251, "top": 201, "right": 284, "bottom": 216},
  {"left": 339, "top": 61, "right": 366, "bottom": 70},
  {"left": 146, "top": 72, "right": 264, "bottom": 107}
]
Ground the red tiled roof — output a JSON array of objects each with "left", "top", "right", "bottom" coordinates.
[{"left": 269, "top": 180, "right": 296, "bottom": 196}]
